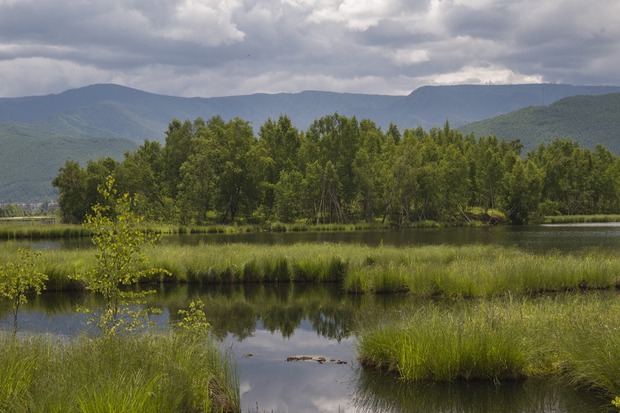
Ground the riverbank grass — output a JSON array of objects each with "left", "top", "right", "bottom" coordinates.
[
  {"left": 357, "top": 294, "right": 620, "bottom": 400},
  {"left": 4, "top": 243, "right": 620, "bottom": 297},
  {"left": 0, "top": 332, "right": 239, "bottom": 412},
  {"left": 544, "top": 214, "right": 620, "bottom": 224},
  {"left": 358, "top": 303, "right": 527, "bottom": 382}
]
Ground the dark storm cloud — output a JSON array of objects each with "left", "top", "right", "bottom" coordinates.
[{"left": 0, "top": 0, "right": 618, "bottom": 97}]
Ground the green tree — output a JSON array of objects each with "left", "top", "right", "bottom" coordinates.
[
  {"left": 162, "top": 119, "right": 203, "bottom": 199},
  {"left": 0, "top": 248, "right": 47, "bottom": 337},
  {"left": 75, "top": 176, "right": 167, "bottom": 336},
  {"left": 500, "top": 159, "right": 544, "bottom": 224},
  {"left": 591, "top": 145, "right": 620, "bottom": 213},
  {"left": 438, "top": 145, "right": 470, "bottom": 222},
  {"left": 475, "top": 136, "right": 505, "bottom": 211},
  {"left": 386, "top": 129, "right": 421, "bottom": 224},
  {"left": 306, "top": 114, "right": 361, "bottom": 219},
  {"left": 85, "top": 157, "right": 119, "bottom": 209},
  {"left": 52, "top": 160, "right": 88, "bottom": 223},
  {"left": 201, "top": 117, "right": 268, "bottom": 222},
  {"left": 530, "top": 139, "right": 591, "bottom": 215},
  {"left": 274, "top": 169, "right": 304, "bottom": 222},
  {"left": 258, "top": 116, "right": 301, "bottom": 216},
  {"left": 115, "top": 140, "right": 174, "bottom": 221},
  {"left": 177, "top": 136, "right": 217, "bottom": 224},
  {"left": 352, "top": 120, "right": 387, "bottom": 222}
]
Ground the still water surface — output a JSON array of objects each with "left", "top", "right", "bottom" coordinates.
[
  {"left": 23, "top": 222, "right": 620, "bottom": 252},
  {"left": 3, "top": 224, "right": 620, "bottom": 412}
]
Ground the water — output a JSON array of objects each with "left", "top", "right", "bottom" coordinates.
[
  {"left": 2, "top": 224, "right": 620, "bottom": 412},
  {"left": 20, "top": 222, "right": 620, "bottom": 252},
  {"left": 0, "top": 283, "right": 611, "bottom": 412}
]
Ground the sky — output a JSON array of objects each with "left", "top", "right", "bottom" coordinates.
[{"left": 0, "top": 0, "right": 619, "bottom": 98}]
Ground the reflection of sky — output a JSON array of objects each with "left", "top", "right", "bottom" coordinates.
[
  {"left": 0, "top": 308, "right": 92, "bottom": 336},
  {"left": 0, "top": 307, "right": 171, "bottom": 337},
  {"left": 225, "top": 319, "right": 357, "bottom": 413},
  {"left": 161, "top": 225, "right": 620, "bottom": 252},
  {"left": 1, "top": 287, "right": 611, "bottom": 412}
]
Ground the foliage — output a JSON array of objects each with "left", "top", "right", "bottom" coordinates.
[
  {"left": 0, "top": 248, "right": 48, "bottom": 336},
  {"left": 74, "top": 175, "right": 168, "bottom": 335},
  {"left": 177, "top": 299, "right": 211, "bottom": 335},
  {"left": 53, "top": 114, "right": 620, "bottom": 226},
  {"left": 5, "top": 84, "right": 620, "bottom": 203}
]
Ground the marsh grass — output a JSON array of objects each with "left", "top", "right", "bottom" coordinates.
[
  {"left": 0, "top": 342, "right": 35, "bottom": 411},
  {"left": 3, "top": 243, "right": 620, "bottom": 298},
  {"left": 358, "top": 302, "right": 527, "bottom": 382},
  {"left": 0, "top": 221, "right": 394, "bottom": 241},
  {"left": 544, "top": 215, "right": 620, "bottom": 224},
  {"left": 357, "top": 293, "right": 620, "bottom": 399},
  {"left": 0, "top": 223, "right": 89, "bottom": 240},
  {"left": 554, "top": 298, "right": 620, "bottom": 397},
  {"left": 0, "top": 332, "right": 239, "bottom": 413}
]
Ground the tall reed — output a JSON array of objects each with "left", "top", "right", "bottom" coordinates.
[
  {"left": 0, "top": 223, "right": 89, "bottom": 239},
  {"left": 0, "top": 332, "right": 239, "bottom": 412},
  {"left": 358, "top": 301, "right": 527, "bottom": 382},
  {"left": 357, "top": 292, "right": 620, "bottom": 399},
  {"left": 4, "top": 243, "right": 620, "bottom": 297},
  {"left": 544, "top": 215, "right": 620, "bottom": 224}
]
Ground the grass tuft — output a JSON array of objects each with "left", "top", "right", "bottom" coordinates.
[{"left": 0, "top": 332, "right": 239, "bottom": 412}]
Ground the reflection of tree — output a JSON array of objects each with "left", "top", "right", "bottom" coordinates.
[
  {"left": 174, "top": 283, "right": 366, "bottom": 340},
  {"left": 33, "top": 291, "right": 90, "bottom": 316},
  {"left": 10, "top": 282, "right": 403, "bottom": 342},
  {"left": 262, "top": 303, "right": 304, "bottom": 338},
  {"left": 204, "top": 299, "right": 257, "bottom": 341},
  {"left": 306, "top": 300, "right": 355, "bottom": 342},
  {"left": 351, "top": 368, "right": 605, "bottom": 413}
]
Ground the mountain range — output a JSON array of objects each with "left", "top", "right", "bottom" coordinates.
[
  {"left": 460, "top": 92, "right": 620, "bottom": 153},
  {"left": 2, "top": 83, "right": 620, "bottom": 202}
]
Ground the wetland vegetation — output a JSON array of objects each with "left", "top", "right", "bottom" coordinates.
[
  {"left": 3, "top": 242, "right": 618, "bottom": 297},
  {"left": 2, "top": 110, "right": 620, "bottom": 410},
  {"left": 3, "top": 238, "right": 620, "bottom": 410},
  {"left": 0, "top": 331, "right": 238, "bottom": 412}
]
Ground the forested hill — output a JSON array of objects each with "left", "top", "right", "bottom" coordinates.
[
  {"left": 459, "top": 93, "right": 620, "bottom": 154},
  {"left": 2, "top": 84, "right": 620, "bottom": 142},
  {"left": 2, "top": 83, "right": 620, "bottom": 202}
]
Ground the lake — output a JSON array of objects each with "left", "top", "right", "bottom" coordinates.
[
  {"left": 16, "top": 222, "right": 620, "bottom": 252},
  {"left": 2, "top": 224, "right": 620, "bottom": 412}
]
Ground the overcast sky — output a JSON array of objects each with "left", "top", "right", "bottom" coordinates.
[{"left": 1, "top": 0, "right": 619, "bottom": 98}]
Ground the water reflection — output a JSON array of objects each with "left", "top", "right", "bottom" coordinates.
[
  {"left": 352, "top": 370, "right": 608, "bottom": 413},
  {"left": 8, "top": 223, "right": 620, "bottom": 253},
  {"left": 162, "top": 224, "right": 620, "bottom": 252},
  {"left": 0, "top": 283, "right": 613, "bottom": 412}
]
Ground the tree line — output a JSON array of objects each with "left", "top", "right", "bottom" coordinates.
[{"left": 52, "top": 114, "right": 620, "bottom": 226}]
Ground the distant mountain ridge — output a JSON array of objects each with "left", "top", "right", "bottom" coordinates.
[
  {"left": 3, "top": 83, "right": 620, "bottom": 142},
  {"left": 2, "top": 83, "right": 620, "bottom": 202},
  {"left": 459, "top": 93, "right": 620, "bottom": 154}
]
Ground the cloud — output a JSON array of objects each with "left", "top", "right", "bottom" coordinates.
[
  {"left": 0, "top": 0, "right": 618, "bottom": 97},
  {"left": 427, "top": 64, "right": 544, "bottom": 85},
  {"left": 159, "top": 0, "right": 246, "bottom": 46}
]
